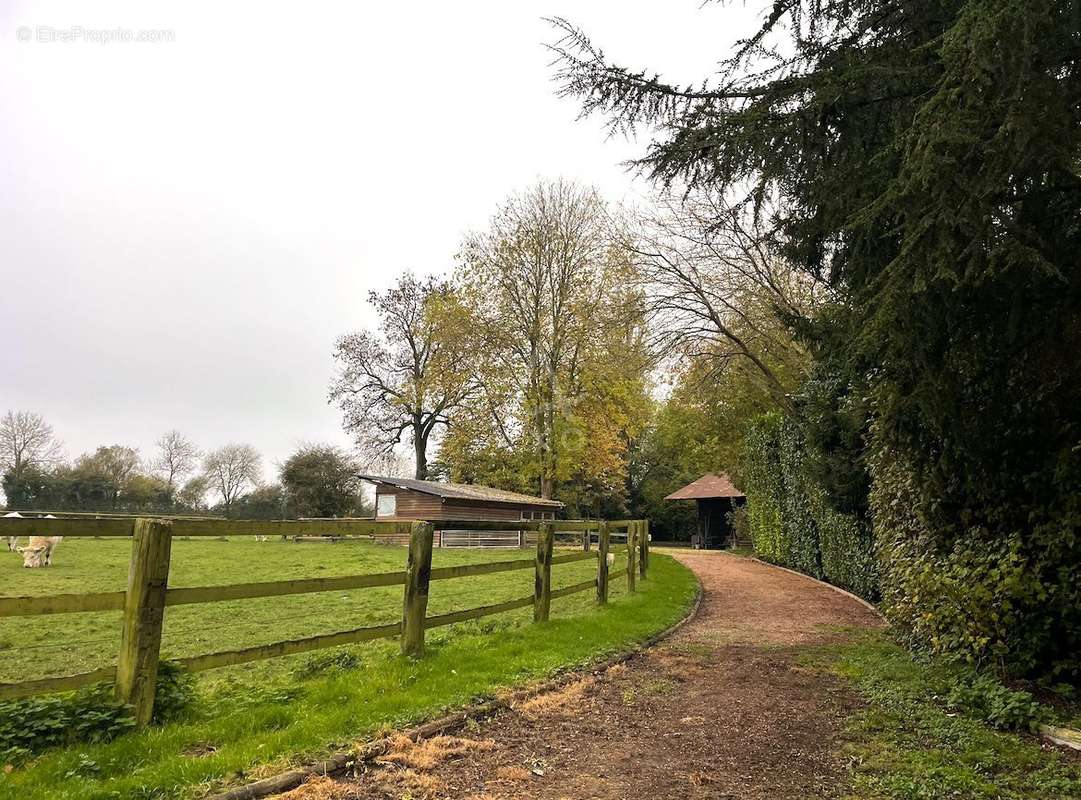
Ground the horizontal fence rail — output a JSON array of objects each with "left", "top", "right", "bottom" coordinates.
[
  {"left": 175, "top": 622, "right": 403, "bottom": 674},
  {"left": 0, "top": 516, "right": 629, "bottom": 538},
  {"left": 0, "top": 515, "right": 650, "bottom": 724}
]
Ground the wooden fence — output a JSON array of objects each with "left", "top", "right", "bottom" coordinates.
[{"left": 0, "top": 515, "right": 650, "bottom": 726}]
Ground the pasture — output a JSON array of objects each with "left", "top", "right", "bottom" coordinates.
[
  {"left": 0, "top": 537, "right": 613, "bottom": 682},
  {"left": 0, "top": 537, "right": 697, "bottom": 800}
]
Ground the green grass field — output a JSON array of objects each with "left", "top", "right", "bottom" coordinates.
[
  {"left": 0, "top": 537, "right": 615, "bottom": 681},
  {"left": 0, "top": 539, "right": 697, "bottom": 799}
]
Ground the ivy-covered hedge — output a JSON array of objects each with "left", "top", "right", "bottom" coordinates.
[
  {"left": 742, "top": 412, "right": 787, "bottom": 564},
  {"left": 743, "top": 413, "right": 877, "bottom": 600},
  {"left": 745, "top": 408, "right": 1081, "bottom": 680},
  {"left": 869, "top": 429, "right": 1081, "bottom": 679}
]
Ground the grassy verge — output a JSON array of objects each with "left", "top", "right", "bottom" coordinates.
[
  {"left": 808, "top": 631, "right": 1081, "bottom": 800},
  {"left": 0, "top": 552, "right": 696, "bottom": 799}
]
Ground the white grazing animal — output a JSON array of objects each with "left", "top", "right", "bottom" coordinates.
[{"left": 18, "top": 535, "right": 63, "bottom": 568}]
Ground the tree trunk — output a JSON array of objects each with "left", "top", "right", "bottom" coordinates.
[{"left": 414, "top": 426, "right": 428, "bottom": 481}]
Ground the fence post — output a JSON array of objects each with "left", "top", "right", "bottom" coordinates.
[
  {"left": 582, "top": 526, "right": 590, "bottom": 552},
  {"left": 596, "top": 520, "right": 610, "bottom": 604},
  {"left": 534, "top": 521, "right": 554, "bottom": 622},
  {"left": 626, "top": 522, "right": 637, "bottom": 593},
  {"left": 401, "top": 520, "right": 434, "bottom": 657},
  {"left": 639, "top": 519, "right": 649, "bottom": 579},
  {"left": 115, "top": 518, "right": 173, "bottom": 727}
]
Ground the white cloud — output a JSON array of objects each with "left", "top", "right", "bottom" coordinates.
[{"left": 0, "top": 0, "right": 761, "bottom": 478}]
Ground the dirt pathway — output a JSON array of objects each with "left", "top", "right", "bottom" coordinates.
[{"left": 284, "top": 553, "right": 883, "bottom": 800}]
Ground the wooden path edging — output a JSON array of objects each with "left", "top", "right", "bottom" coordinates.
[{"left": 204, "top": 571, "right": 705, "bottom": 800}]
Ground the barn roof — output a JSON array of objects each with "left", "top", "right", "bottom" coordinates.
[
  {"left": 664, "top": 473, "right": 745, "bottom": 501},
  {"left": 358, "top": 475, "right": 564, "bottom": 508}
]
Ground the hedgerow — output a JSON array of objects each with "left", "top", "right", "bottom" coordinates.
[
  {"left": 869, "top": 428, "right": 1081, "bottom": 680},
  {"left": 743, "top": 413, "right": 876, "bottom": 600},
  {"left": 742, "top": 412, "right": 786, "bottom": 564},
  {"left": 745, "top": 405, "right": 1081, "bottom": 680}
]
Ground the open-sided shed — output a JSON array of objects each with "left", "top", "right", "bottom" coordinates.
[
  {"left": 665, "top": 473, "right": 747, "bottom": 549},
  {"left": 358, "top": 475, "right": 563, "bottom": 547}
]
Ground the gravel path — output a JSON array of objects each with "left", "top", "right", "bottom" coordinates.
[{"left": 281, "top": 552, "right": 883, "bottom": 800}]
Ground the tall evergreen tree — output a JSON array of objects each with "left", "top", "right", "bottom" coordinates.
[{"left": 551, "top": 2, "right": 1081, "bottom": 677}]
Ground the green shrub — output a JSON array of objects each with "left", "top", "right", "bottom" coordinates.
[
  {"left": 152, "top": 661, "right": 196, "bottom": 724},
  {"left": 944, "top": 670, "right": 1046, "bottom": 732},
  {"left": 778, "top": 421, "right": 822, "bottom": 578},
  {"left": 0, "top": 686, "right": 134, "bottom": 764},
  {"left": 725, "top": 504, "right": 751, "bottom": 546},
  {"left": 0, "top": 664, "right": 195, "bottom": 763},
  {"left": 869, "top": 432, "right": 1081, "bottom": 680},
  {"left": 811, "top": 490, "right": 877, "bottom": 599}
]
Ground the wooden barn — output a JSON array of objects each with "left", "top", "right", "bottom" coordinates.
[
  {"left": 358, "top": 475, "right": 563, "bottom": 547},
  {"left": 665, "top": 473, "right": 748, "bottom": 550}
]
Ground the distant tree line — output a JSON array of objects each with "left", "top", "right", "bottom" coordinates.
[{"left": 0, "top": 411, "right": 369, "bottom": 519}]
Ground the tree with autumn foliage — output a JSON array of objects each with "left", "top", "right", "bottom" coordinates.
[
  {"left": 440, "top": 179, "right": 651, "bottom": 510},
  {"left": 330, "top": 273, "right": 475, "bottom": 480}
]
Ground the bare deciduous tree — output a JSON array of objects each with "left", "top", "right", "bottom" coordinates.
[
  {"left": 202, "top": 444, "right": 261, "bottom": 517},
  {"left": 330, "top": 273, "right": 474, "bottom": 480},
  {"left": 623, "top": 190, "right": 824, "bottom": 406},
  {"left": 0, "top": 410, "right": 64, "bottom": 485},
  {"left": 152, "top": 430, "right": 201, "bottom": 497}
]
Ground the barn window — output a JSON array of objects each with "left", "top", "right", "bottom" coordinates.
[{"left": 376, "top": 494, "right": 397, "bottom": 517}]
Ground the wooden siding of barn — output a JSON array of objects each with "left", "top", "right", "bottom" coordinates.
[{"left": 370, "top": 486, "right": 554, "bottom": 546}]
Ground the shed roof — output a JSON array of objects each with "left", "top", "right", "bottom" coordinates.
[
  {"left": 664, "top": 473, "right": 745, "bottom": 501},
  {"left": 358, "top": 475, "right": 564, "bottom": 508}
]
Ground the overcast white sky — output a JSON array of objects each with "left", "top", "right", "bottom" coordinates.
[{"left": 0, "top": 1, "right": 762, "bottom": 483}]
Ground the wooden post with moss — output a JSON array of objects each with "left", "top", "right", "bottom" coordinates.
[
  {"left": 534, "top": 521, "right": 554, "bottom": 622},
  {"left": 639, "top": 519, "right": 649, "bottom": 578},
  {"left": 626, "top": 522, "right": 637, "bottom": 593},
  {"left": 115, "top": 518, "right": 173, "bottom": 726},
  {"left": 596, "top": 520, "right": 610, "bottom": 604},
  {"left": 401, "top": 520, "right": 434, "bottom": 657}
]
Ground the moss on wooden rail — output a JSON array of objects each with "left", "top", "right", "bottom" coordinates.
[
  {"left": 0, "top": 517, "right": 134, "bottom": 537},
  {"left": 0, "top": 554, "right": 591, "bottom": 620},
  {"left": 176, "top": 622, "right": 402, "bottom": 673},
  {"left": 428, "top": 558, "right": 534, "bottom": 581},
  {"left": 0, "top": 590, "right": 127, "bottom": 618},
  {"left": 168, "top": 519, "right": 413, "bottom": 537},
  {"left": 165, "top": 571, "right": 407, "bottom": 606},
  {"left": 424, "top": 594, "right": 536, "bottom": 629},
  {"left": 550, "top": 578, "right": 598, "bottom": 600},
  {"left": 0, "top": 667, "right": 117, "bottom": 701}
]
